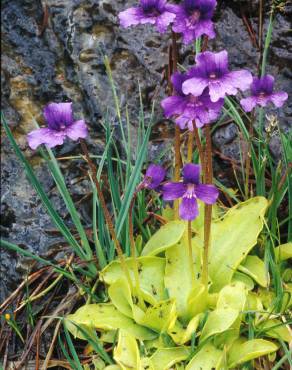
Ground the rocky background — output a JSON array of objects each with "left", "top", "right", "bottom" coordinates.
[{"left": 1, "top": 0, "right": 291, "bottom": 301}]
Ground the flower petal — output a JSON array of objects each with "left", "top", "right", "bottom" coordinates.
[
  {"left": 155, "top": 11, "right": 176, "bottom": 33},
  {"left": 162, "top": 182, "right": 186, "bottom": 201},
  {"left": 183, "top": 164, "right": 201, "bottom": 184},
  {"left": 240, "top": 96, "right": 258, "bottom": 112},
  {"left": 27, "top": 128, "right": 66, "bottom": 150},
  {"left": 182, "top": 76, "right": 208, "bottom": 97},
  {"left": 65, "top": 120, "right": 88, "bottom": 141},
  {"left": 171, "top": 72, "right": 187, "bottom": 95},
  {"left": 194, "top": 20, "right": 216, "bottom": 40},
  {"left": 118, "top": 7, "right": 146, "bottom": 28},
  {"left": 270, "top": 91, "right": 288, "bottom": 107},
  {"left": 195, "top": 184, "right": 219, "bottom": 204},
  {"left": 227, "top": 70, "right": 253, "bottom": 92},
  {"left": 161, "top": 95, "right": 187, "bottom": 118},
  {"left": 44, "top": 102, "right": 73, "bottom": 130},
  {"left": 179, "top": 197, "right": 199, "bottom": 221},
  {"left": 145, "top": 164, "right": 166, "bottom": 189}
]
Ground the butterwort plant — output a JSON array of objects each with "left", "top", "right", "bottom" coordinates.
[
  {"left": 172, "top": 0, "right": 217, "bottom": 44},
  {"left": 5, "top": 0, "right": 288, "bottom": 367},
  {"left": 118, "top": 0, "right": 177, "bottom": 33},
  {"left": 161, "top": 71, "right": 224, "bottom": 130},
  {"left": 162, "top": 163, "right": 218, "bottom": 221},
  {"left": 27, "top": 102, "right": 88, "bottom": 149},
  {"left": 240, "top": 74, "right": 288, "bottom": 112}
]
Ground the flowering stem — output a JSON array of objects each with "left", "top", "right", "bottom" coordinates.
[
  {"left": 129, "top": 191, "right": 146, "bottom": 310},
  {"left": 245, "top": 111, "right": 255, "bottom": 198},
  {"left": 187, "top": 129, "right": 194, "bottom": 162},
  {"left": 188, "top": 221, "right": 195, "bottom": 283},
  {"left": 193, "top": 125, "right": 204, "bottom": 168},
  {"left": 202, "top": 126, "right": 213, "bottom": 287},
  {"left": 171, "top": 31, "right": 181, "bottom": 217},
  {"left": 80, "top": 140, "right": 133, "bottom": 290}
]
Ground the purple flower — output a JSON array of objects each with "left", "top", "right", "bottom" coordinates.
[
  {"left": 172, "top": 0, "right": 217, "bottom": 44},
  {"left": 182, "top": 50, "right": 253, "bottom": 102},
  {"left": 142, "top": 164, "right": 166, "bottom": 189},
  {"left": 240, "top": 74, "right": 288, "bottom": 112},
  {"left": 27, "top": 102, "right": 88, "bottom": 150},
  {"left": 162, "top": 164, "right": 218, "bottom": 220},
  {"left": 118, "top": 0, "right": 176, "bottom": 33},
  {"left": 161, "top": 71, "right": 223, "bottom": 129}
]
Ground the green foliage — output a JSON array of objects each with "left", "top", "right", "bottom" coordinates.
[{"left": 66, "top": 197, "right": 290, "bottom": 368}]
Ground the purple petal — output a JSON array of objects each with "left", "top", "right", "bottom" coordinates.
[
  {"left": 194, "top": 20, "right": 216, "bottom": 40},
  {"left": 162, "top": 182, "right": 186, "bottom": 201},
  {"left": 182, "top": 76, "right": 208, "bottom": 97},
  {"left": 240, "top": 96, "right": 258, "bottom": 112},
  {"left": 179, "top": 197, "right": 199, "bottom": 221},
  {"left": 145, "top": 164, "right": 166, "bottom": 189},
  {"left": 183, "top": 164, "right": 201, "bottom": 185},
  {"left": 171, "top": 72, "right": 187, "bottom": 95},
  {"left": 161, "top": 95, "right": 187, "bottom": 118},
  {"left": 195, "top": 50, "right": 229, "bottom": 76},
  {"left": 227, "top": 70, "right": 253, "bottom": 92},
  {"left": 252, "top": 74, "right": 274, "bottom": 95},
  {"left": 65, "top": 120, "right": 88, "bottom": 141},
  {"left": 270, "top": 91, "right": 288, "bottom": 107},
  {"left": 27, "top": 127, "right": 66, "bottom": 150},
  {"left": 155, "top": 11, "right": 176, "bottom": 33},
  {"left": 175, "top": 115, "right": 191, "bottom": 130},
  {"left": 195, "top": 184, "right": 219, "bottom": 204},
  {"left": 44, "top": 102, "right": 73, "bottom": 130},
  {"left": 208, "top": 79, "right": 236, "bottom": 102},
  {"left": 118, "top": 7, "right": 148, "bottom": 28}
]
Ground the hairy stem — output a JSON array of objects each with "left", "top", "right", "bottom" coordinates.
[
  {"left": 80, "top": 140, "right": 133, "bottom": 290},
  {"left": 193, "top": 124, "right": 204, "bottom": 168},
  {"left": 245, "top": 112, "right": 255, "bottom": 198},
  {"left": 171, "top": 31, "right": 181, "bottom": 218},
  {"left": 188, "top": 221, "right": 195, "bottom": 283},
  {"left": 202, "top": 126, "right": 213, "bottom": 287},
  {"left": 187, "top": 125, "right": 194, "bottom": 163}
]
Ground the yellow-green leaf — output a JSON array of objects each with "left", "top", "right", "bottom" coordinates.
[
  {"left": 114, "top": 330, "right": 140, "bottom": 370},
  {"left": 168, "top": 314, "right": 202, "bottom": 345},
  {"left": 137, "top": 300, "right": 177, "bottom": 333},
  {"left": 65, "top": 304, "right": 156, "bottom": 340},
  {"left": 216, "top": 282, "right": 247, "bottom": 311},
  {"left": 258, "top": 319, "right": 292, "bottom": 343},
  {"left": 238, "top": 255, "right": 269, "bottom": 288},
  {"left": 101, "top": 257, "right": 166, "bottom": 303},
  {"left": 186, "top": 342, "right": 223, "bottom": 370},
  {"left": 206, "top": 197, "right": 268, "bottom": 291},
  {"left": 150, "top": 347, "right": 190, "bottom": 370},
  {"left": 228, "top": 338, "right": 278, "bottom": 368},
  {"left": 108, "top": 278, "right": 133, "bottom": 318},
  {"left": 232, "top": 271, "right": 254, "bottom": 290},
  {"left": 164, "top": 237, "right": 201, "bottom": 320},
  {"left": 274, "top": 242, "right": 292, "bottom": 261},
  {"left": 200, "top": 308, "right": 239, "bottom": 343},
  {"left": 141, "top": 221, "right": 186, "bottom": 256}
]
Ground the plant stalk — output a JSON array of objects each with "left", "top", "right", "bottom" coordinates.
[
  {"left": 188, "top": 221, "right": 195, "bottom": 283},
  {"left": 202, "top": 126, "right": 213, "bottom": 287},
  {"left": 171, "top": 31, "right": 181, "bottom": 218},
  {"left": 187, "top": 125, "right": 195, "bottom": 163},
  {"left": 80, "top": 140, "right": 133, "bottom": 290},
  {"left": 193, "top": 123, "right": 204, "bottom": 168}
]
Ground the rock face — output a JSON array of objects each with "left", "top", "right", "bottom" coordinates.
[{"left": 1, "top": 0, "right": 291, "bottom": 300}]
